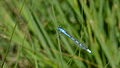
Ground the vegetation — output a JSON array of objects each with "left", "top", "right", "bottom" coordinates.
[{"left": 0, "top": 0, "right": 120, "bottom": 68}]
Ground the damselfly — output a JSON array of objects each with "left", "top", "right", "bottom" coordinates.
[{"left": 58, "top": 26, "right": 91, "bottom": 53}]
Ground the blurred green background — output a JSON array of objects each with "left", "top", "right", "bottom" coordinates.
[{"left": 0, "top": 0, "right": 120, "bottom": 68}]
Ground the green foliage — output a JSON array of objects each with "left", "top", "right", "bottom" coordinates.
[{"left": 0, "top": 0, "right": 120, "bottom": 68}]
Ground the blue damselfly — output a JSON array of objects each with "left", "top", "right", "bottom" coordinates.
[{"left": 58, "top": 26, "right": 91, "bottom": 53}]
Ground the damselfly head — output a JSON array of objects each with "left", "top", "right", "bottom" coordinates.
[{"left": 58, "top": 26, "right": 62, "bottom": 29}]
